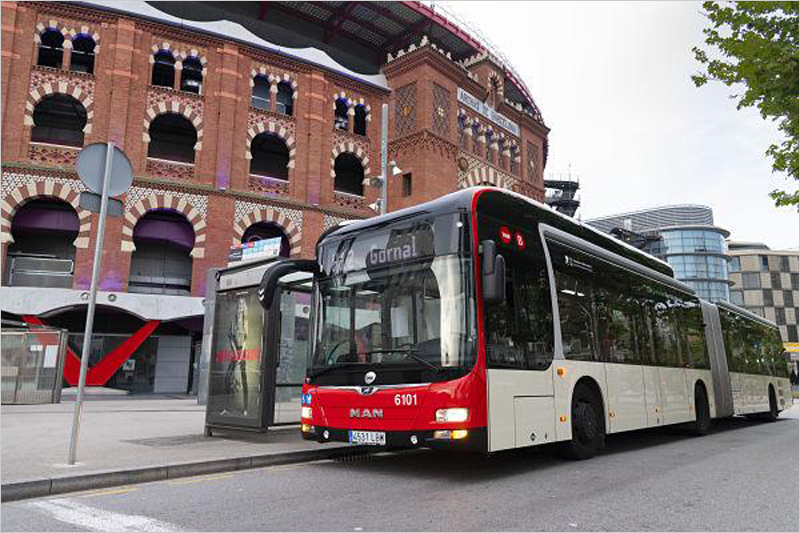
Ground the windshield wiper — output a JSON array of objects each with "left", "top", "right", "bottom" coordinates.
[
  {"left": 308, "top": 362, "right": 361, "bottom": 379},
  {"left": 359, "top": 348, "right": 442, "bottom": 372}
]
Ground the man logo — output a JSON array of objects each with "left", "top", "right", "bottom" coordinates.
[
  {"left": 364, "top": 371, "right": 376, "bottom": 385},
  {"left": 350, "top": 408, "right": 384, "bottom": 419}
]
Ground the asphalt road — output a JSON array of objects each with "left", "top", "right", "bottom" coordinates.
[{"left": 3, "top": 409, "right": 798, "bottom": 532}]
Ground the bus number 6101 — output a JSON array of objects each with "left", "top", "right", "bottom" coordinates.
[{"left": 395, "top": 394, "right": 418, "bottom": 406}]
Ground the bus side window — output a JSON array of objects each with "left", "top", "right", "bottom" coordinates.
[
  {"left": 484, "top": 242, "right": 553, "bottom": 370},
  {"left": 550, "top": 244, "right": 598, "bottom": 362}
]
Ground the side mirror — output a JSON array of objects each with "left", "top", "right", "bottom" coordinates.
[
  {"left": 258, "top": 259, "right": 318, "bottom": 310},
  {"left": 481, "top": 239, "right": 506, "bottom": 304}
]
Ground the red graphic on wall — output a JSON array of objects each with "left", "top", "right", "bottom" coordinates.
[
  {"left": 22, "top": 316, "right": 160, "bottom": 386},
  {"left": 499, "top": 226, "right": 512, "bottom": 244}
]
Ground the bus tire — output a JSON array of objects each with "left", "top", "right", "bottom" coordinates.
[
  {"left": 764, "top": 385, "right": 779, "bottom": 422},
  {"left": 690, "top": 383, "right": 711, "bottom": 436},
  {"left": 559, "top": 382, "right": 604, "bottom": 460}
]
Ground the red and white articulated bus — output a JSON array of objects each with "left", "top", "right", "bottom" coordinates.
[{"left": 259, "top": 188, "right": 791, "bottom": 458}]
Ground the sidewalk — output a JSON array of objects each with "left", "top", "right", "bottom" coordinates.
[{"left": 1, "top": 392, "right": 359, "bottom": 501}]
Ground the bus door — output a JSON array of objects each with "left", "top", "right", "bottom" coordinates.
[{"left": 269, "top": 282, "right": 312, "bottom": 424}]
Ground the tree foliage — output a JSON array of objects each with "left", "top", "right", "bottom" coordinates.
[{"left": 692, "top": 1, "right": 799, "bottom": 208}]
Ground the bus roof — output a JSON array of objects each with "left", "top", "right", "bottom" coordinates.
[
  {"left": 716, "top": 300, "right": 780, "bottom": 329},
  {"left": 321, "top": 187, "right": 676, "bottom": 278}
]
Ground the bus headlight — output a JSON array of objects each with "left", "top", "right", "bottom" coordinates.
[
  {"left": 301, "top": 406, "right": 313, "bottom": 420},
  {"left": 435, "top": 408, "right": 469, "bottom": 423}
]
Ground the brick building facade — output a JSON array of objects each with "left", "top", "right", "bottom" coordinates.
[{"left": 1, "top": 1, "right": 550, "bottom": 393}]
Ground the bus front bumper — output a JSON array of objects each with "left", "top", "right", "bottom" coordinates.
[{"left": 301, "top": 425, "right": 487, "bottom": 452}]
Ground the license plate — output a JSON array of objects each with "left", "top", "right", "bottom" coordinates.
[{"left": 348, "top": 430, "right": 386, "bottom": 446}]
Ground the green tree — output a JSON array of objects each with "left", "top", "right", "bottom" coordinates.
[{"left": 692, "top": 1, "right": 799, "bottom": 208}]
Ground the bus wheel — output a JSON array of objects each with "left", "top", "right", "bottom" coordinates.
[
  {"left": 764, "top": 386, "right": 779, "bottom": 422},
  {"left": 690, "top": 384, "right": 710, "bottom": 436},
  {"left": 559, "top": 383, "right": 603, "bottom": 460}
]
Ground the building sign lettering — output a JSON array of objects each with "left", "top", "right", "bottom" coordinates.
[{"left": 458, "top": 88, "right": 520, "bottom": 137}]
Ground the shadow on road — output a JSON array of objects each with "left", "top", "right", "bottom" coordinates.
[{"left": 315, "top": 415, "right": 794, "bottom": 484}]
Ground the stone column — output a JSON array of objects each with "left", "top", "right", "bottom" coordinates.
[
  {"left": 347, "top": 101, "right": 355, "bottom": 134},
  {"left": 62, "top": 37, "right": 72, "bottom": 71},
  {"left": 173, "top": 60, "right": 182, "bottom": 91},
  {"left": 269, "top": 78, "right": 277, "bottom": 113}
]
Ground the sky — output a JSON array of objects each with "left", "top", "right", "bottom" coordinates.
[{"left": 439, "top": 1, "right": 799, "bottom": 250}]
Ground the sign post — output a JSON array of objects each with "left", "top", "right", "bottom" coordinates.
[{"left": 68, "top": 142, "right": 132, "bottom": 465}]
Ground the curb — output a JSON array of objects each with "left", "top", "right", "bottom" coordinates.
[{"left": 1, "top": 446, "right": 370, "bottom": 503}]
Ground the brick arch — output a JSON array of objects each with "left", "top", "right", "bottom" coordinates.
[
  {"left": 142, "top": 104, "right": 203, "bottom": 150},
  {"left": 330, "top": 143, "right": 371, "bottom": 179},
  {"left": 463, "top": 165, "right": 503, "bottom": 189},
  {"left": 24, "top": 84, "right": 94, "bottom": 134},
  {"left": 232, "top": 208, "right": 301, "bottom": 256},
  {"left": 1, "top": 182, "right": 92, "bottom": 248},
  {"left": 245, "top": 120, "right": 296, "bottom": 175},
  {"left": 121, "top": 193, "right": 206, "bottom": 258}
]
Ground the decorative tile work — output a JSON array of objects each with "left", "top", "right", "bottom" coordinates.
[
  {"left": 28, "top": 143, "right": 81, "bottom": 167},
  {"left": 1, "top": 170, "right": 92, "bottom": 248},
  {"left": 124, "top": 185, "right": 207, "bottom": 215},
  {"left": 333, "top": 191, "right": 365, "bottom": 211},
  {"left": 120, "top": 187, "right": 208, "bottom": 257},
  {"left": 323, "top": 214, "right": 358, "bottom": 231},
  {"left": 394, "top": 83, "right": 416, "bottom": 138},
  {"left": 432, "top": 83, "right": 450, "bottom": 139},
  {"left": 145, "top": 158, "right": 196, "bottom": 182},
  {"left": 456, "top": 153, "right": 536, "bottom": 199},
  {"left": 248, "top": 175, "right": 290, "bottom": 196},
  {"left": 233, "top": 199, "right": 303, "bottom": 254}
]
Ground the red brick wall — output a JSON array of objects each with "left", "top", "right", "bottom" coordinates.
[{"left": 1, "top": 2, "right": 550, "bottom": 299}]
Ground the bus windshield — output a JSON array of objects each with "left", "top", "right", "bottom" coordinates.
[{"left": 311, "top": 214, "right": 475, "bottom": 374}]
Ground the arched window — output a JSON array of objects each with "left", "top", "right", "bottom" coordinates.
[
  {"left": 276, "top": 81, "right": 293, "bottom": 116},
  {"left": 250, "top": 133, "right": 289, "bottom": 180},
  {"left": 334, "top": 153, "right": 364, "bottom": 196},
  {"left": 242, "top": 222, "right": 290, "bottom": 257},
  {"left": 251, "top": 75, "right": 270, "bottom": 110},
  {"left": 334, "top": 98, "right": 349, "bottom": 131},
  {"left": 6, "top": 197, "right": 79, "bottom": 288},
  {"left": 38, "top": 29, "right": 64, "bottom": 69},
  {"left": 70, "top": 34, "right": 95, "bottom": 74},
  {"left": 152, "top": 50, "right": 175, "bottom": 88},
  {"left": 31, "top": 94, "right": 87, "bottom": 147},
  {"left": 129, "top": 210, "right": 194, "bottom": 295},
  {"left": 147, "top": 113, "right": 197, "bottom": 163},
  {"left": 354, "top": 105, "right": 367, "bottom": 136},
  {"left": 180, "top": 56, "right": 203, "bottom": 94}
]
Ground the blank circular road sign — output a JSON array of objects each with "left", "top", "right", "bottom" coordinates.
[{"left": 76, "top": 143, "right": 133, "bottom": 197}]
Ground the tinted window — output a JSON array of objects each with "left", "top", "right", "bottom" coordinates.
[
  {"left": 743, "top": 273, "right": 760, "bottom": 289},
  {"left": 677, "top": 299, "right": 709, "bottom": 369},
  {"left": 650, "top": 291, "right": 684, "bottom": 367},
  {"left": 771, "top": 272, "right": 782, "bottom": 289},
  {"left": 791, "top": 273, "right": 798, "bottom": 290},
  {"left": 783, "top": 290, "right": 794, "bottom": 308},
  {"left": 481, "top": 214, "right": 553, "bottom": 370},
  {"left": 550, "top": 245, "right": 599, "bottom": 362},
  {"left": 720, "top": 309, "right": 745, "bottom": 373}
]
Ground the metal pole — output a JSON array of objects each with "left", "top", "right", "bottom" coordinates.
[
  {"left": 380, "top": 103, "right": 388, "bottom": 215},
  {"left": 68, "top": 142, "right": 114, "bottom": 465}
]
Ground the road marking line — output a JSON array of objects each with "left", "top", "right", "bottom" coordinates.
[
  {"left": 77, "top": 487, "right": 140, "bottom": 498},
  {"left": 168, "top": 473, "right": 235, "bottom": 485},
  {"left": 28, "top": 498, "right": 183, "bottom": 532}
]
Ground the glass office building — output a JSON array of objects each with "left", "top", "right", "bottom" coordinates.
[
  {"left": 642, "top": 226, "right": 731, "bottom": 301},
  {"left": 587, "top": 206, "right": 732, "bottom": 302}
]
